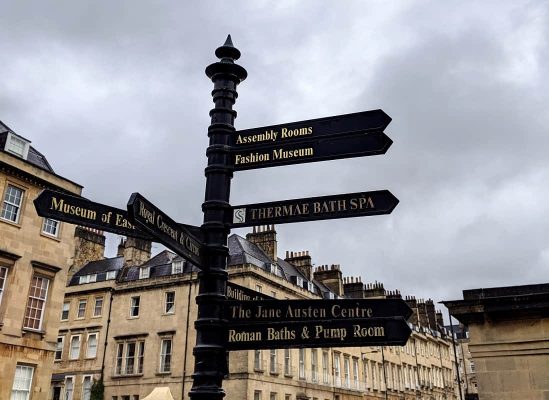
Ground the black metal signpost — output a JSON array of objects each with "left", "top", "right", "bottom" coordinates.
[{"left": 34, "top": 36, "right": 402, "bottom": 400}]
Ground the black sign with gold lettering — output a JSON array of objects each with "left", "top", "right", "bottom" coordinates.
[
  {"left": 34, "top": 189, "right": 153, "bottom": 240},
  {"left": 232, "top": 131, "right": 392, "bottom": 171},
  {"left": 230, "top": 190, "right": 398, "bottom": 227},
  {"left": 225, "top": 317, "right": 411, "bottom": 350},
  {"left": 127, "top": 192, "right": 203, "bottom": 267},
  {"left": 232, "top": 109, "right": 391, "bottom": 147},
  {"left": 226, "top": 282, "right": 275, "bottom": 301},
  {"left": 224, "top": 298, "right": 412, "bottom": 324}
]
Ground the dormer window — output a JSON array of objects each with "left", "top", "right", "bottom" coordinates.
[
  {"left": 172, "top": 261, "right": 183, "bottom": 275},
  {"left": 139, "top": 267, "right": 150, "bottom": 279},
  {"left": 5, "top": 132, "right": 30, "bottom": 159}
]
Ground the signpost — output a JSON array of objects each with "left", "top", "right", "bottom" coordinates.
[
  {"left": 127, "top": 192, "right": 203, "bottom": 267},
  {"left": 34, "top": 36, "right": 403, "bottom": 400},
  {"left": 34, "top": 189, "right": 153, "bottom": 240},
  {"left": 230, "top": 190, "right": 399, "bottom": 227}
]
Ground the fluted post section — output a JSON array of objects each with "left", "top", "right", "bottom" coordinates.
[{"left": 189, "top": 35, "right": 247, "bottom": 400}]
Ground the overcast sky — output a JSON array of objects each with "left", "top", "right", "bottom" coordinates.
[{"left": 2, "top": 1, "right": 548, "bottom": 310}]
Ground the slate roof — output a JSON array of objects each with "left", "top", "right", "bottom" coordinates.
[
  {"left": 0, "top": 120, "right": 55, "bottom": 173},
  {"left": 118, "top": 250, "right": 200, "bottom": 282},
  {"left": 70, "top": 234, "right": 333, "bottom": 298},
  {"left": 68, "top": 256, "right": 124, "bottom": 286}
]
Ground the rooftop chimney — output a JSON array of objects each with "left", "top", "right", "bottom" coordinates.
[{"left": 246, "top": 225, "right": 277, "bottom": 262}]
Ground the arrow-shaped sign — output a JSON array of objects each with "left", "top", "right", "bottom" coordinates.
[
  {"left": 127, "top": 193, "right": 203, "bottom": 267},
  {"left": 225, "top": 317, "right": 411, "bottom": 350},
  {"left": 224, "top": 298, "right": 413, "bottom": 324},
  {"left": 34, "top": 189, "right": 153, "bottom": 240},
  {"left": 232, "top": 131, "right": 392, "bottom": 171},
  {"left": 232, "top": 109, "right": 391, "bottom": 147},
  {"left": 230, "top": 190, "right": 398, "bottom": 228}
]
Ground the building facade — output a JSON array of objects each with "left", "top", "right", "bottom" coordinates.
[
  {"left": 0, "top": 121, "right": 82, "bottom": 400},
  {"left": 444, "top": 283, "right": 549, "bottom": 400},
  {"left": 54, "top": 225, "right": 462, "bottom": 400}
]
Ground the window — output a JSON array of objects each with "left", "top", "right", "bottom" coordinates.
[
  {"left": 64, "top": 376, "right": 74, "bottom": 400},
  {"left": 42, "top": 218, "right": 60, "bottom": 237},
  {"left": 139, "top": 267, "right": 150, "bottom": 279},
  {"left": 23, "top": 275, "right": 49, "bottom": 330},
  {"left": 469, "top": 360, "right": 475, "bottom": 373},
  {"left": 130, "top": 296, "right": 140, "bottom": 317},
  {"left": 1, "top": 184, "right": 24, "bottom": 223},
  {"left": 254, "top": 350, "right": 262, "bottom": 371},
  {"left": 284, "top": 348, "right": 291, "bottom": 375},
  {"left": 11, "top": 365, "right": 34, "bottom": 400},
  {"left": 270, "top": 349, "right": 277, "bottom": 374},
  {"left": 86, "top": 333, "right": 98, "bottom": 358},
  {"left": 334, "top": 354, "right": 341, "bottom": 387},
  {"left": 165, "top": 292, "right": 175, "bottom": 314},
  {"left": 322, "top": 350, "right": 329, "bottom": 384},
  {"left": 298, "top": 348, "right": 305, "bottom": 379},
  {"left": 270, "top": 393, "right": 277, "bottom": 400},
  {"left": 69, "top": 335, "right": 81, "bottom": 359},
  {"left": 5, "top": 132, "right": 29, "bottom": 158},
  {"left": 311, "top": 349, "right": 318, "bottom": 382},
  {"left": 61, "top": 301, "right": 70, "bottom": 321},
  {"left": 254, "top": 391, "right": 261, "bottom": 400},
  {"left": 106, "top": 270, "right": 116, "bottom": 280},
  {"left": 82, "top": 376, "right": 92, "bottom": 400},
  {"left": 171, "top": 261, "right": 183, "bottom": 274},
  {"left": 55, "top": 336, "right": 64, "bottom": 361},
  {"left": 93, "top": 297, "right": 103, "bottom": 317},
  {"left": 160, "top": 338, "right": 172, "bottom": 373},
  {"left": 0, "top": 266, "right": 7, "bottom": 306},
  {"left": 77, "top": 300, "right": 87, "bottom": 319},
  {"left": 115, "top": 340, "right": 145, "bottom": 376},
  {"left": 255, "top": 285, "right": 262, "bottom": 293},
  {"left": 344, "top": 356, "right": 351, "bottom": 388},
  {"left": 353, "top": 358, "right": 359, "bottom": 389}
]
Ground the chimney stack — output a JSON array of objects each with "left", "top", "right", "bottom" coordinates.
[
  {"left": 285, "top": 250, "right": 313, "bottom": 280},
  {"left": 69, "top": 227, "right": 106, "bottom": 284},
  {"left": 313, "top": 264, "right": 343, "bottom": 297},
  {"left": 246, "top": 225, "right": 278, "bottom": 262}
]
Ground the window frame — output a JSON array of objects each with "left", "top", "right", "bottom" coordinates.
[
  {"left": 77, "top": 299, "right": 87, "bottom": 319},
  {"left": 115, "top": 339, "right": 146, "bottom": 376},
  {"left": 64, "top": 375, "right": 74, "bottom": 400},
  {"left": 93, "top": 296, "right": 104, "bottom": 317},
  {"left": 270, "top": 349, "right": 277, "bottom": 374},
  {"left": 23, "top": 274, "right": 50, "bottom": 331},
  {"left": 5, "top": 131, "right": 30, "bottom": 158},
  {"left": 55, "top": 336, "right": 64, "bottom": 361},
  {"left": 0, "top": 265, "right": 8, "bottom": 307},
  {"left": 41, "top": 218, "right": 60, "bottom": 238},
  {"left": 164, "top": 291, "right": 175, "bottom": 314},
  {"left": 1, "top": 183, "right": 25, "bottom": 224},
  {"left": 86, "top": 332, "right": 99, "bottom": 359},
  {"left": 61, "top": 301, "right": 70, "bottom": 321},
  {"left": 129, "top": 296, "right": 140, "bottom": 318},
  {"left": 69, "top": 335, "right": 81, "bottom": 360},
  {"left": 11, "top": 364, "right": 34, "bottom": 400},
  {"left": 159, "top": 337, "right": 172, "bottom": 373}
]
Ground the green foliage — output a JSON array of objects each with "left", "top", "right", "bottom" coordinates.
[{"left": 90, "top": 378, "right": 104, "bottom": 400}]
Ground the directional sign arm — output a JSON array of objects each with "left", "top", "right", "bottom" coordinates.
[
  {"left": 232, "top": 131, "right": 392, "bottom": 171},
  {"left": 34, "top": 189, "right": 153, "bottom": 240},
  {"left": 229, "top": 190, "right": 399, "bottom": 228},
  {"left": 127, "top": 192, "right": 204, "bottom": 267}
]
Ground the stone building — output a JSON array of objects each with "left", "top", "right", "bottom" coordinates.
[
  {"left": 0, "top": 121, "right": 82, "bottom": 400},
  {"left": 54, "top": 225, "right": 461, "bottom": 400},
  {"left": 443, "top": 283, "right": 549, "bottom": 400}
]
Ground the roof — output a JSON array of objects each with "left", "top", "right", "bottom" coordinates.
[
  {"left": 68, "top": 256, "right": 124, "bottom": 286},
  {"left": 0, "top": 121, "right": 54, "bottom": 172},
  {"left": 118, "top": 250, "right": 200, "bottom": 282}
]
